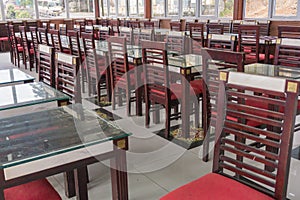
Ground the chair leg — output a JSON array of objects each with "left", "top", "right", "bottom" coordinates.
[
  {"left": 145, "top": 100, "right": 150, "bottom": 128},
  {"left": 126, "top": 87, "right": 131, "bottom": 116},
  {"left": 165, "top": 106, "right": 171, "bottom": 138},
  {"left": 194, "top": 100, "right": 200, "bottom": 128},
  {"left": 112, "top": 87, "right": 116, "bottom": 110}
]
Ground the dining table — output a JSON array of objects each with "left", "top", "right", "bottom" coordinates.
[
  {"left": 0, "top": 68, "right": 34, "bottom": 86},
  {"left": 0, "top": 82, "right": 70, "bottom": 111},
  {"left": 0, "top": 104, "right": 131, "bottom": 200}
]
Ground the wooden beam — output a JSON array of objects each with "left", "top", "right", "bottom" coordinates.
[
  {"left": 233, "top": 0, "right": 243, "bottom": 20},
  {"left": 145, "top": 0, "right": 151, "bottom": 19},
  {"left": 94, "top": 0, "right": 100, "bottom": 17}
]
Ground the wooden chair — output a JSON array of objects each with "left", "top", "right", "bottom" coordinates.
[
  {"left": 201, "top": 48, "right": 245, "bottom": 162},
  {"left": 0, "top": 22, "right": 9, "bottom": 52},
  {"left": 38, "top": 44, "right": 55, "bottom": 87},
  {"left": 170, "top": 21, "right": 182, "bottom": 31},
  {"left": 85, "top": 18, "right": 94, "bottom": 25},
  {"left": 107, "top": 36, "right": 136, "bottom": 116},
  {"left": 206, "top": 23, "right": 224, "bottom": 35},
  {"left": 258, "top": 20, "right": 270, "bottom": 36},
  {"left": 161, "top": 71, "right": 299, "bottom": 200},
  {"left": 58, "top": 24, "right": 67, "bottom": 35},
  {"left": 238, "top": 25, "right": 265, "bottom": 64},
  {"left": 24, "top": 20, "right": 38, "bottom": 31},
  {"left": 119, "top": 27, "right": 133, "bottom": 45},
  {"left": 98, "top": 26, "right": 111, "bottom": 41},
  {"left": 207, "top": 33, "right": 237, "bottom": 51},
  {"left": 274, "top": 38, "right": 300, "bottom": 67},
  {"left": 49, "top": 23, "right": 56, "bottom": 30},
  {"left": 278, "top": 25, "right": 300, "bottom": 39},
  {"left": 129, "top": 21, "right": 141, "bottom": 29},
  {"left": 49, "top": 29, "right": 62, "bottom": 52},
  {"left": 231, "top": 20, "right": 242, "bottom": 33},
  {"left": 219, "top": 20, "right": 232, "bottom": 33},
  {"left": 142, "top": 40, "right": 202, "bottom": 138},
  {"left": 166, "top": 31, "right": 187, "bottom": 55},
  {"left": 189, "top": 22, "right": 205, "bottom": 53},
  {"left": 55, "top": 52, "right": 81, "bottom": 103},
  {"left": 29, "top": 27, "right": 39, "bottom": 72},
  {"left": 109, "top": 19, "right": 120, "bottom": 35},
  {"left": 8, "top": 25, "right": 24, "bottom": 68},
  {"left": 19, "top": 26, "right": 34, "bottom": 70},
  {"left": 38, "top": 27, "right": 50, "bottom": 45},
  {"left": 82, "top": 32, "right": 108, "bottom": 102},
  {"left": 133, "top": 29, "right": 154, "bottom": 45},
  {"left": 144, "top": 21, "right": 155, "bottom": 29}
]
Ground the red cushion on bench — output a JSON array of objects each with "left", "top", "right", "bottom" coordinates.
[
  {"left": 160, "top": 173, "right": 273, "bottom": 200},
  {"left": 4, "top": 179, "right": 61, "bottom": 200}
]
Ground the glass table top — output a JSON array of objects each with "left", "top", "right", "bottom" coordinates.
[
  {"left": 0, "top": 104, "right": 131, "bottom": 168},
  {"left": 245, "top": 63, "right": 300, "bottom": 79},
  {"left": 168, "top": 54, "right": 203, "bottom": 68},
  {"left": 0, "top": 82, "right": 70, "bottom": 111},
  {"left": 0, "top": 69, "right": 34, "bottom": 85}
]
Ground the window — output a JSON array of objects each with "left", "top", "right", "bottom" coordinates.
[
  {"left": 152, "top": 0, "right": 165, "bottom": 17},
  {"left": 102, "top": 0, "right": 108, "bottom": 16},
  {"left": 167, "top": 0, "right": 179, "bottom": 16},
  {"left": 274, "top": 0, "right": 297, "bottom": 16},
  {"left": 218, "top": 0, "right": 233, "bottom": 18},
  {"left": 182, "top": 0, "right": 196, "bottom": 17},
  {"left": 68, "top": 0, "right": 94, "bottom": 18},
  {"left": 37, "top": 0, "right": 65, "bottom": 19},
  {"left": 118, "top": 0, "right": 126, "bottom": 16},
  {"left": 5, "top": 0, "right": 35, "bottom": 20},
  {"left": 245, "top": 0, "right": 269, "bottom": 18},
  {"left": 138, "top": 0, "right": 144, "bottom": 17},
  {"left": 109, "top": 0, "right": 116, "bottom": 16},
  {"left": 129, "top": 0, "right": 137, "bottom": 16},
  {"left": 201, "top": 0, "right": 216, "bottom": 16}
]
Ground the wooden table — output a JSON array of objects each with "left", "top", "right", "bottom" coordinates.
[
  {"left": 0, "top": 104, "right": 131, "bottom": 200},
  {"left": 0, "top": 82, "right": 70, "bottom": 111},
  {"left": 0, "top": 68, "right": 34, "bottom": 86}
]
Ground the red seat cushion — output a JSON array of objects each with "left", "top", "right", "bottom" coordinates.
[
  {"left": 160, "top": 173, "right": 273, "bottom": 200},
  {"left": 0, "top": 37, "right": 8, "bottom": 41},
  {"left": 170, "top": 82, "right": 202, "bottom": 99},
  {"left": 4, "top": 179, "right": 61, "bottom": 200},
  {"left": 17, "top": 46, "right": 24, "bottom": 52},
  {"left": 246, "top": 53, "right": 266, "bottom": 61}
]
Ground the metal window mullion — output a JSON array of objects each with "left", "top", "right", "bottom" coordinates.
[
  {"left": 179, "top": 0, "right": 182, "bottom": 18},
  {"left": 269, "top": 0, "right": 274, "bottom": 19},
  {"left": 34, "top": 0, "right": 39, "bottom": 19},
  {"left": 215, "top": 0, "right": 219, "bottom": 18},
  {"left": 0, "top": 0, "right": 5, "bottom": 21},
  {"left": 165, "top": 0, "right": 167, "bottom": 17},
  {"left": 195, "top": 0, "right": 200, "bottom": 17},
  {"left": 64, "top": 0, "right": 70, "bottom": 18}
]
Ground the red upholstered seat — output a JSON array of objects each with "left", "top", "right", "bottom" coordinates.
[
  {"left": 170, "top": 82, "right": 202, "bottom": 99},
  {"left": 5, "top": 179, "right": 61, "bottom": 200},
  {"left": 246, "top": 53, "right": 266, "bottom": 61},
  {"left": 0, "top": 37, "right": 8, "bottom": 41},
  {"left": 161, "top": 173, "right": 273, "bottom": 200}
]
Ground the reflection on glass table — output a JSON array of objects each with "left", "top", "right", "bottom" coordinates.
[
  {"left": 0, "top": 68, "right": 34, "bottom": 86},
  {"left": 245, "top": 63, "right": 300, "bottom": 79},
  {"left": 0, "top": 82, "right": 70, "bottom": 111}
]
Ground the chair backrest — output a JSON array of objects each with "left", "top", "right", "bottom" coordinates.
[
  {"left": 19, "top": 26, "right": 30, "bottom": 56},
  {"left": 110, "top": 19, "right": 120, "bottom": 35},
  {"left": 85, "top": 18, "right": 94, "bottom": 25},
  {"left": 189, "top": 22, "right": 205, "bottom": 44},
  {"left": 98, "top": 26, "right": 111, "bottom": 40},
  {"left": 144, "top": 21, "right": 155, "bottom": 29},
  {"left": 219, "top": 20, "right": 232, "bottom": 33},
  {"left": 166, "top": 31, "right": 187, "bottom": 55},
  {"left": 119, "top": 27, "right": 133, "bottom": 45},
  {"left": 68, "top": 30, "right": 82, "bottom": 64},
  {"left": 41, "top": 22, "right": 48, "bottom": 29},
  {"left": 129, "top": 21, "right": 141, "bottom": 29},
  {"left": 59, "top": 24, "right": 67, "bottom": 35},
  {"left": 238, "top": 25, "right": 260, "bottom": 64},
  {"left": 0, "top": 22, "right": 8, "bottom": 38},
  {"left": 201, "top": 48, "right": 245, "bottom": 144},
  {"left": 133, "top": 29, "right": 154, "bottom": 45},
  {"left": 8, "top": 25, "right": 18, "bottom": 50},
  {"left": 207, "top": 33, "right": 237, "bottom": 51},
  {"left": 278, "top": 25, "right": 300, "bottom": 39},
  {"left": 38, "top": 27, "right": 49, "bottom": 45},
  {"left": 55, "top": 52, "right": 81, "bottom": 103},
  {"left": 38, "top": 44, "right": 55, "bottom": 87},
  {"left": 30, "top": 27, "right": 39, "bottom": 55},
  {"left": 107, "top": 36, "right": 129, "bottom": 89},
  {"left": 274, "top": 38, "right": 300, "bottom": 67},
  {"left": 231, "top": 20, "right": 242, "bottom": 33},
  {"left": 170, "top": 21, "right": 182, "bottom": 31},
  {"left": 81, "top": 32, "right": 95, "bottom": 53},
  {"left": 24, "top": 20, "right": 38, "bottom": 31},
  {"left": 49, "top": 29, "right": 62, "bottom": 52},
  {"left": 258, "top": 20, "right": 270, "bottom": 36},
  {"left": 141, "top": 40, "right": 170, "bottom": 102},
  {"left": 49, "top": 23, "right": 56, "bottom": 30},
  {"left": 207, "top": 23, "right": 224, "bottom": 35},
  {"left": 214, "top": 71, "right": 298, "bottom": 199}
]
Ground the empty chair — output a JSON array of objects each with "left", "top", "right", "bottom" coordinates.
[
  {"left": 278, "top": 25, "right": 300, "bottom": 39},
  {"left": 49, "top": 23, "right": 56, "bottom": 30},
  {"left": 231, "top": 20, "right": 242, "bottom": 33},
  {"left": 219, "top": 20, "right": 232, "bottom": 33},
  {"left": 49, "top": 29, "right": 63, "bottom": 52},
  {"left": 200, "top": 48, "right": 245, "bottom": 162},
  {"left": 274, "top": 38, "right": 300, "bottom": 67},
  {"left": 258, "top": 20, "right": 270, "bottom": 36},
  {"left": 238, "top": 25, "right": 264, "bottom": 64},
  {"left": 24, "top": 20, "right": 38, "bottom": 31},
  {"left": 19, "top": 26, "right": 34, "bottom": 70},
  {"left": 0, "top": 22, "right": 9, "bottom": 52},
  {"left": 189, "top": 22, "right": 205, "bottom": 53},
  {"left": 30, "top": 27, "right": 39, "bottom": 72},
  {"left": 119, "top": 27, "right": 133, "bottom": 45},
  {"left": 8, "top": 25, "right": 24, "bottom": 68},
  {"left": 207, "top": 34, "right": 237, "bottom": 51},
  {"left": 59, "top": 24, "right": 67, "bottom": 35},
  {"left": 166, "top": 31, "right": 188, "bottom": 55},
  {"left": 107, "top": 36, "right": 136, "bottom": 116},
  {"left": 144, "top": 21, "right": 155, "bottom": 29},
  {"left": 133, "top": 29, "right": 154, "bottom": 45},
  {"left": 128, "top": 21, "right": 141, "bottom": 29},
  {"left": 206, "top": 23, "right": 224, "bottom": 35},
  {"left": 38, "top": 44, "right": 55, "bottom": 87},
  {"left": 98, "top": 26, "right": 111, "bottom": 40},
  {"left": 55, "top": 52, "right": 81, "bottom": 103},
  {"left": 38, "top": 27, "right": 50, "bottom": 45},
  {"left": 109, "top": 19, "right": 120, "bottom": 35},
  {"left": 170, "top": 21, "right": 182, "bottom": 31},
  {"left": 161, "top": 71, "right": 299, "bottom": 200}
]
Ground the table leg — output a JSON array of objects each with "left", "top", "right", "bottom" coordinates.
[
  {"left": 135, "top": 64, "right": 143, "bottom": 116},
  {"left": 74, "top": 167, "right": 88, "bottom": 200},
  {"left": 181, "top": 69, "right": 191, "bottom": 138},
  {"left": 64, "top": 171, "right": 76, "bottom": 198},
  {"left": 110, "top": 139, "right": 129, "bottom": 200}
]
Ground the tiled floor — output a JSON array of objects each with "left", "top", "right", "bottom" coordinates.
[{"left": 1, "top": 52, "right": 300, "bottom": 199}]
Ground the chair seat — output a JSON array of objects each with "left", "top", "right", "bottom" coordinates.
[
  {"left": 0, "top": 37, "right": 8, "bottom": 41},
  {"left": 160, "top": 173, "right": 273, "bottom": 200},
  {"left": 5, "top": 179, "right": 61, "bottom": 200}
]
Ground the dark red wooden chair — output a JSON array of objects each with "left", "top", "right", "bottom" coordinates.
[
  {"left": 8, "top": 25, "right": 24, "bottom": 68},
  {"left": 189, "top": 22, "right": 205, "bottom": 53},
  {"left": 278, "top": 25, "right": 300, "bottom": 39},
  {"left": 144, "top": 21, "right": 155, "bottom": 29},
  {"left": 161, "top": 71, "right": 299, "bottom": 200},
  {"left": 206, "top": 23, "right": 224, "bottom": 35},
  {"left": 207, "top": 33, "right": 237, "bottom": 51},
  {"left": 170, "top": 21, "right": 182, "bottom": 31},
  {"left": 19, "top": 26, "right": 34, "bottom": 71},
  {"left": 29, "top": 26, "right": 39, "bottom": 72},
  {"left": 201, "top": 48, "right": 245, "bottom": 162},
  {"left": 274, "top": 38, "right": 300, "bottom": 67},
  {"left": 141, "top": 40, "right": 202, "bottom": 138},
  {"left": 108, "top": 36, "right": 136, "bottom": 116},
  {"left": 38, "top": 27, "right": 50, "bottom": 45},
  {"left": 38, "top": 44, "right": 55, "bottom": 87}
]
